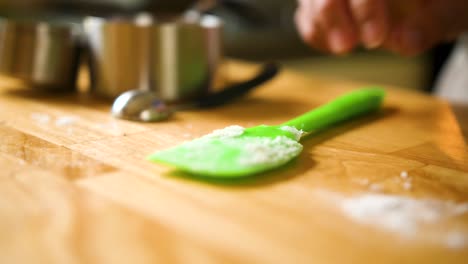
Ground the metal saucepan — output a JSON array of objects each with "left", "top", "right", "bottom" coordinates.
[
  {"left": 83, "top": 12, "right": 223, "bottom": 101},
  {"left": 0, "top": 17, "right": 81, "bottom": 91}
]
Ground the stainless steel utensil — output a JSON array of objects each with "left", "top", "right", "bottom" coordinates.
[
  {"left": 0, "top": 0, "right": 217, "bottom": 18},
  {"left": 83, "top": 13, "right": 223, "bottom": 101},
  {"left": 111, "top": 63, "right": 279, "bottom": 122},
  {"left": 0, "top": 17, "right": 81, "bottom": 91}
]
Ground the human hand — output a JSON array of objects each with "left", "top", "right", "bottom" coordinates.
[
  {"left": 383, "top": 0, "right": 468, "bottom": 56},
  {"left": 295, "top": 0, "right": 468, "bottom": 56}
]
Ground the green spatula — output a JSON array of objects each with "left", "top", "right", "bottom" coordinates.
[{"left": 148, "top": 87, "right": 385, "bottom": 178}]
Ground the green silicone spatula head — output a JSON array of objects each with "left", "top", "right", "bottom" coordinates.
[{"left": 147, "top": 87, "right": 385, "bottom": 178}]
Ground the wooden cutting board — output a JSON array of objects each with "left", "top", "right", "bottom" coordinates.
[{"left": 0, "top": 62, "right": 467, "bottom": 264}]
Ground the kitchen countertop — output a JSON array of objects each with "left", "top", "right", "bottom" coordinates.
[
  {"left": 452, "top": 103, "right": 468, "bottom": 141},
  {"left": 0, "top": 62, "right": 467, "bottom": 263}
]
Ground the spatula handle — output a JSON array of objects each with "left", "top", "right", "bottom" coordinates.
[{"left": 282, "top": 88, "right": 385, "bottom": 133}]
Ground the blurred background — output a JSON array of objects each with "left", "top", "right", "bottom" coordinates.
[{"left": 0, "top": 0, "right": 455, "bottom": 92}]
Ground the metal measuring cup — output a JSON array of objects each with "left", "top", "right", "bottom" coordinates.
[{"left": 83, "top": 13, "right": 223, "bottom": 101}]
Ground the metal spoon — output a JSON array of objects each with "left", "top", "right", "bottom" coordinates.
[
  {"left": 111, "top": 63, "right": 279, "bottom": 122},
  {"left": 111, "top": 89, "right": 172, "bottom": 122}
]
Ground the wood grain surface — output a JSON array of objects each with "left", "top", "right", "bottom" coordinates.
[{"left": 1, "top": 62, "right": 467, "bottom": 263}]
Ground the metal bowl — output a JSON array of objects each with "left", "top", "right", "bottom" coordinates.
[{"left": 0, "top": 17, "right": 81, "bottom": 91}]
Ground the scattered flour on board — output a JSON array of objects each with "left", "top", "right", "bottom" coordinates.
[
  {"left": 354, "top": 178, "right": 370, "bottom": 186},
  {"left": 31, "top": 113, "right": 51, "bottom": 125},
  {"left": 403, "top": 181, "right": 412, "bottom": 190},
  {"left": 399, "top": 171, "right": 413, "bottom": 191},
  {"left": 369, "top": 183, "right": 383, "bottom": 192},
  {"left": 445, "top": 231, "right": 468, "bottom": 249},
  {"left": 55, "top": 116, "right": 79, "bottom": 127},
  {"left": 400, "top": 171, "right": 409, "bottom": 179},
  {"left": 31, "top": 113, "right": 79, "bottom": 127},
  {"left": 317, "top": 191, "right": 468, "bottom": 249},
  {"left": 93, "top": 121, "right": 125, "bottom": 136}
]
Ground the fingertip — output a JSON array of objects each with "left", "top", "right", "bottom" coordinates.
[
  {"left": 350, "top": 0, "right": 389, "bottom": 49},
  {"left": 328, "top": 29, "right": 357, "bottom": 54},
  {"left": 361, "top": 21, "right": 386, "bottom": 48},
  {"left": 294, "top": 9, "right": 313, "bottom": 43}
]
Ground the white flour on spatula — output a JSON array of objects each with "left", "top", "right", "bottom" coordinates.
[
  {"left": 238, "top": 135, "right": 302, "bottom": 166},
  {"left": 178, "top": 125, "right": 303, "bottom": 171},
  {"left": 202, "top": 125, "right": 245, "bottom": 139}
]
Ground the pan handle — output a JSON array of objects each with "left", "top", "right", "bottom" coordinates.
[{"left": 195, "top": 62, "right": 280, "bottom": 108}]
